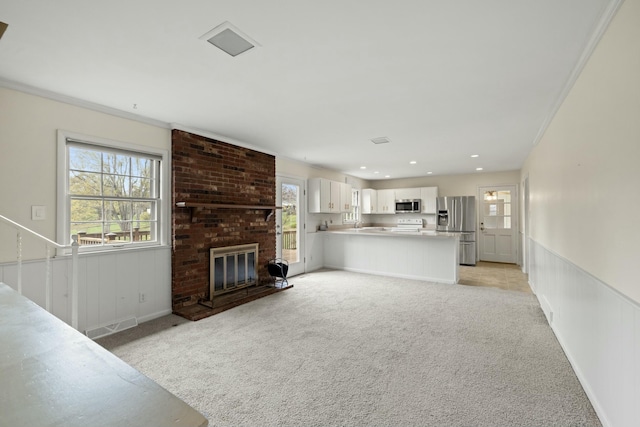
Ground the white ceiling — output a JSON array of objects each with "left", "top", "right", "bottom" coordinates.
[{"left": 0, "top": 0, "right": 617, "bottom": 180}]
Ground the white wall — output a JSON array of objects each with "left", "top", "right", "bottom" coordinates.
[
  {"left": 0, "top": 87, "right": 173, "bottom": 331},
  {"left": 0, "top": 87, "right": 171, "bottom": 262},
  {"left": 371, "top": 170, "right": 521, "bottom": 196},
  {"left": 522, "top": 1, "right": 640, "bottom": 425}
]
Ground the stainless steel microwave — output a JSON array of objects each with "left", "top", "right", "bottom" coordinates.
[{"left": 395, "top": 199, "right": 421, "bottom": 213}]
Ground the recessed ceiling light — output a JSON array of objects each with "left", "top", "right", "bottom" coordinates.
[
  {"left": 385, "top": 175, "right": 391, "bottom": 178},
  {"left": 471, "top": 154, "right": 479, "bottom": 158},
  {"left": 371, "top": 136, "right": 391, "bottom": 145},
  {"left": 427, "top": 171, "right": 433, "bottom": 174},
  {"left": 360, "top": 166, "right": 366, "bottom": 169},
  {"left": 476, "top": 167, "right": 483, "bottom": 171},
  {"left": 200, "top": 21, "right": 259, "bottom": 57},
  {"left": 374, "top": 171, "right": 379, "bottom": 174},
  {"left": 409, "top": 161, "right": 417, "bottom": 165}
]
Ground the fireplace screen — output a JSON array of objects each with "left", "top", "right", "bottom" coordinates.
[{"left": 210, "top": 243, "right": 258, "bottom": 297}]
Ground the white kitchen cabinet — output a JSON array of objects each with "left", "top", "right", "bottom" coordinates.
[
  {"left": 362, "top": 189, "right": 377, "bottom": 214},
  {"left": 420, "top": 186, "right": 438, "bottom": 214},
  {"left": 308, "top": 178, "right": 347, "bottom": 213},
  {"left": 376, "top": 189, "right": 396, "bottom": 214},
  {"left": 339, "top": 182, "right": 352, "bottom": 213},
  {"left": 395, "top": 188, "right": 421, "bottom": 200}
]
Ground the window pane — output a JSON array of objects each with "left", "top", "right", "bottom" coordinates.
[
  {"left": 102, "top": 152, "right": 130, "bottom": 175},
  {"left": 502, "top": 217, "right": 512, "bottom": 229},
  {"left": 105, "top": 223, "right": 131, "bottom": 242},
  {"left": 497, "top": 191, "right": 511, "bottom": 203},
  {"left": 483, "top": 191, "right": 497, "bottom": 201},
  {"left": 484, "top": 203, "right": 497, "bottom": 216},
  {"left": 131, "top": 157, "right": 152, "bottom": 178},
  {"left": 69, "top": 146, "right": 101, "bottom": 172},
  {"left": 71, "top": 199, "right": 102, "bottom": 222},
  {"left": 104, "top": 200, "right": 132, "bottom": 222},
  {"left": 103, "top": 174, "right": 131, "bottom": 197},
  {"left": 69, "top": 171, "right": 102, "bottom": 196},
  {"left": 133, "top": 221, "right": 153, "bottom": 241},
  {"left": 504, "top": 203, "right": 511, "bottom": 216},
  {"left": 72, "top": 222, "right": 103, "bottom": 246},
  {"left": 132, "top": 201, "right": 153, "bottom": 221},
  {"left": 131, "top": 177, "right": 153, "bottom": 198}
]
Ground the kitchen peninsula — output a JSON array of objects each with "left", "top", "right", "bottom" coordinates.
[{"left": 322, "top": 228, "right": 460, "bottom": 284}]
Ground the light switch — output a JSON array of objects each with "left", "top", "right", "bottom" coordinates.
[{"left": 31, "top": 205, "right": 46, "bottom": 221}]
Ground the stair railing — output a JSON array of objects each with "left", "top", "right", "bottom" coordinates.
[{"left": 0, "top": 214, "right": 79, "bottom": 329}]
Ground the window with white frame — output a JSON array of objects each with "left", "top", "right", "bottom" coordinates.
[
  {"left": 57, "top": 131, "right": 167, "bottom": 251},
  {"left": 343, "top": 189, "right": 360, "bottom": 224}
]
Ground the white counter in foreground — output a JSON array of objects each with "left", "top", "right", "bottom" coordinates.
[{"left": 322, "top": 229, "right": 460, "bottom": 284}]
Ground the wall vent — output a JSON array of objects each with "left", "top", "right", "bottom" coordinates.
[
  {"left": 85, "top": 317, "right": 138, "bottom": 340},
  {"left": 371, "top": 136, "right": 391, "bottom": 145}
]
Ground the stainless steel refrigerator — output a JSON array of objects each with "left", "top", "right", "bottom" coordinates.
[{"left": 436, "top": 196, "right": 476, "bottom": 266}]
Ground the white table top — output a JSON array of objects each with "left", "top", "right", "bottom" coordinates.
[{"left": 0, "top": 283, "right": 208, "bottom": 427}]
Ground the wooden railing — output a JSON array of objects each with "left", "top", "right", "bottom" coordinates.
[
  {"left": 282, "top": 229, "right": 297, "bottom": 250},
  {"left": 77, "top": 229, "right": 150, "bottom": 245},
  {"left": 0, "top": 214, "right": 80, "bottom": 330}
]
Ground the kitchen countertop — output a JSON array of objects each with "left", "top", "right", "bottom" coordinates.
[{"left": 325, "top": 227, "right": 459, "bottom": 239}]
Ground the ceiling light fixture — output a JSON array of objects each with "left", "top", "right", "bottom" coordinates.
[
  {"left": 385, "top": 175, "right": 391, "bottom": 178},
  {"left": 360, "top": 166, "right": 366, "bottom": 169},
  {"left": 374, "top": 171, "right": 379, "bottom": 174},
  {"left": 476, "top": 167, "right": 483, "bottom": 171},
  {"left": 371, "top": 136, "right": 391, "bottom": 145},
  {"left": 409, "top": 161, "right": 417, "bottom": 165},
  {"left": 200, "top": 21, "right": 260, "bottom": 57},
  {"left": 427, "top": 172, "right": 433, "bottom": 174},
  {"left": 471, "top": 154, "right": 479, "bottom": 158}
]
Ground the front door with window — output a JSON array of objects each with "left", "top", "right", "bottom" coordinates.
[
  {"left": 478, "top": 185, "right": 517, "bottom": 263},
  {"left": 276, "top": 176, "right": 305, "bottom": 277}
]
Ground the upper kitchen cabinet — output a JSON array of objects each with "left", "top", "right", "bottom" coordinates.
[
  {"left": 420, "top": 186, "right": 438, "bottom": 214},
  {"left": 377, "top": 189, "right": 396, "bottom": 214},
  {"left": 395, "top": 188, "right": 421, "bottom": 200},
  {"left": 339, "top": 182, "right": 352, "bottom": 212},
  {"left": 362, "top": 189, "right": 377, "bottom": 214},
  {"left": 308, "top": 178, "right": 351, "bottom": 213}
]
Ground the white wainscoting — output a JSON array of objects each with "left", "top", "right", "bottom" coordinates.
[
  {"left": 529, "top": 239, "right": 640, "bottom": 427},
  {"left": 0, "top": 246, "right": 172, "bottom": 333}
]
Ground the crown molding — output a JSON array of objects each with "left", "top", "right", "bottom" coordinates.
[
  {"left": 531, "top": 0, "right": 624, "bottom": 146},
  {"left": 0, "top": 77, "right": 170, "bottom": 129}
]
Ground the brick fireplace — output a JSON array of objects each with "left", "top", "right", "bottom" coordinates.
[{"left": 171, "top": 129, "right": 276, "bottom": 317}]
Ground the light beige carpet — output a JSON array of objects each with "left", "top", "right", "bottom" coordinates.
[{"left": 97, "top": 269, "right": 601, "bottom": 427}]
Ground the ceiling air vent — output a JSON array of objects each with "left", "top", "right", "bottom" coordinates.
[
  {"left": 371, "top": 136, "right": 391, "bottom": 145},
  {"left": 200, "top": 21, "right": 259, "bottom": 57}
]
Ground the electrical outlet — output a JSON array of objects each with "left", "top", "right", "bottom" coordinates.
[{"left": 139, "top": 293, "right": 146, "bottom": 303}]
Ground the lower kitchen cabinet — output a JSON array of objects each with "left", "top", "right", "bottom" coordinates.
[{"left": 322, "top": 232, "right": 459, "bottom": 284}]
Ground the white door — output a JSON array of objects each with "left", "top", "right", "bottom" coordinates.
[
  {"left": 276, "top": 176, "right": 306, "bottom": 276},
  {"left": 478, "top": 185, "right": 517, "bottom": 263}
]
